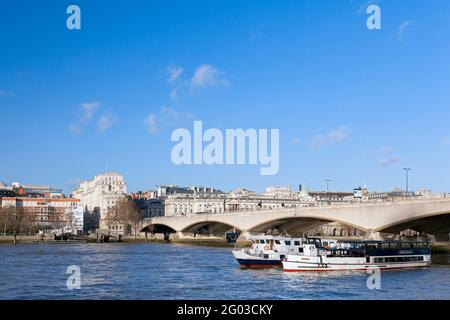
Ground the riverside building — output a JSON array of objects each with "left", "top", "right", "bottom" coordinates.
[
  {"left": 163, "top": 185, "right": 315, "bottom": 217},
  {"left": 71, "top": 172, "right": 127, "bottom": 232},
  {"left": 0, "top": 182, "right": 83, "bottom": 233}
]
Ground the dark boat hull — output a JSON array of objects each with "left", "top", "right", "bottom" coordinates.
[{"left": 237, "top": 259, "right": 282, "bottom": 269}]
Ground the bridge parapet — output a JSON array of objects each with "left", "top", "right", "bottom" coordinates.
[{"left": 142, "top": 198, "right": 450, "bottom": 237}]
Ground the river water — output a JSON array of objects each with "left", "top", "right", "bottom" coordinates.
[{"left": 0, "top": 243, "right": 449, "bottom": 300}]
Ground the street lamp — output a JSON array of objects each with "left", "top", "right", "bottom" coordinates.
[
  {"left": 403, "top": 168, "right": 411, "bottom": 194},
  {"left": 325, "top": 179, "right": 332, "bottom": 193}
]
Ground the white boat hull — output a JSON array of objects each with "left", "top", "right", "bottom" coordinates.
[{"left": 283, "top": 255, "right": 432, "bottom": 272}]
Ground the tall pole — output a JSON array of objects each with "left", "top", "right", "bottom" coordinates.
[
  {"left": 403, "top": 168, "right": 411, "bottom": 194},
  {"left": 325, "top": 179, "right": 332, "bottom": 193}
]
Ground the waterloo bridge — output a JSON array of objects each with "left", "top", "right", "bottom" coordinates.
[{"left": 141, "top": 198, "right": 450, "bottom": 242}]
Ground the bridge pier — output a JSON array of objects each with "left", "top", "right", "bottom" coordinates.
[
  {"left": 237, "top": 231, "right": 252, "bottom": 241},
  {"left": 434, "top": 233, "right": 450, "bottom": 242},
  {"left": 170, "top": 232, "right": 186, "bottom": 241}
]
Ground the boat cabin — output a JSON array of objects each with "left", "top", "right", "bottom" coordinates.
[{"left": 316, "top": 240, "right": 431, "bottom": 258}]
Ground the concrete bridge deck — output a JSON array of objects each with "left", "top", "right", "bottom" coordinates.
[{"left": 142, "top": 198, "right": 450, "bottom": 241}]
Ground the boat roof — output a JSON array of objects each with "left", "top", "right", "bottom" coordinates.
[
  {"left": 337, "top": 240, "right": 429, "bottom": 244},
  {"left": 248, "top": 235, "right": 303, "bottom": 241},
  {"left": 248, "top": 236, "right": 339, "bottom": 242}
]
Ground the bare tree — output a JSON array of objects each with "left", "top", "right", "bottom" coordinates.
[
  {"left": 0, "top": 206, "right": 32, "bottom": 244},
  {"left": 0, "top": 207, "right": 9, "bottom": 236},
  {"left": 127, "top": 201, "right": 144, "bottom": 239},
  {"left": 107, "top": 198, "right": 143, "bottom": 239}
]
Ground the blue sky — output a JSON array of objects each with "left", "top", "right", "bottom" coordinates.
[{"left": 1, "top": 0, "right": 450, "bottom": 195}]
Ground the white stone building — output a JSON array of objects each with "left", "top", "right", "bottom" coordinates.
[
  {"left": 163, "top": 186, "right": 315, "bottom": 217},
  {"left": 71, "top": 172, "right": 127, "bottom": 230}
]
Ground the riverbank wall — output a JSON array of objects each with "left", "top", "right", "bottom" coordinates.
[{"left": 1, "top": 235, "right": 449, "bottom": 253}]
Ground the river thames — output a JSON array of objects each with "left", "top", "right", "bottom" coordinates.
[{"left": 0, "top": 243, "right": 449, "bottom": 300}]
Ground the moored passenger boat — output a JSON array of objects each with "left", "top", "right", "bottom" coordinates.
[
  {"left": 282, "top": 240, "right": 431, "bottom": 272},
  {"left": 233, "top": 236, "right": 338, "bottom": 269}
]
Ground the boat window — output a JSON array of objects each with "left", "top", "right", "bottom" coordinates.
[
  {"left": 255, "top": 240, "right": 260, "bottom": 244},
  {"left": 259, "top": 240, "right": 265, "bottom": 244},
  {"left": 323, "top": 242, "right": 329, "bottom": 247},
  {"left": 285, "top": 241, "right": 292, "bottom": 246},
  {"left": 390, "top": 243, "right": 400, "bottom": 249},
  {"left": 294, "top": 241, "right": 301, "bottom": 246},
  {"left": 275, "top": 240, "right": 281, "bottom": 245},
  {"left": 381, "top": 243, "right": 390, "bottom": 249},
  {"left": 298, "top": 248, "right": 304, "bottom": 253},
  {"left": 401, "top": 243, "right": 412, "bottom": 249}
]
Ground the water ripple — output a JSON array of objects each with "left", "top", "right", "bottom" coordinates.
[{"left": 0, "top": 243, "right": 448, "bottom": 300}]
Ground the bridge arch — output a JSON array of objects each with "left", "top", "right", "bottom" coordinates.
[
  {"left": 376, "top": 211, "right": 450, "bottom": 234},
  {"left": 181, "top": 220, "right": 242, "bottom": 235},
  {"left": 247, "top": 215, "right": 369, "bottom": 234},
  {"left": 141, "top": 223, "right": 177, "bottom": 234}
]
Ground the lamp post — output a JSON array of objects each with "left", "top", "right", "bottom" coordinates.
[
  {"left": 403, "top": 168, "right": 411, "bottom": 195},
  {"left": 324, "top": 179, "right": 332, "bottom": 206},
  {"left": 325, "top": 179, "right": 332, "bottom": 193}
]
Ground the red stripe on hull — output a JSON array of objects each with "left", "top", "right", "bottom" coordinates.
[
  {"left": 284, "top": 269, "right": 366, "bottom": 273},
  {"left": 283, "top": 266, "right": 432, "bottom": 273}
]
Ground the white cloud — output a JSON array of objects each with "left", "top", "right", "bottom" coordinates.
[
  {"left": 144, "top": 114, "right": 159, "bottom": 134},
  {"left": 69, "top": 101, "right": 107, "bottom": 134},
  {"left": 144, "top": 107, "right": 196, "bottom": 135},
  {"left": 378, "top": 157, "right": 401, "bottom": 167},
  {"left": 398, "top": 19, "right": 414, "bottom": 38},
  {"left": 167, "top": 65, "right": 183, "bottom": 83},
  {"left": 170, "top": 89, "right": 178, "bottom": 100},
  {"left": 68, "top": 124, "right": 83, "bottom": 135},
  {"left": 190, "top": 64, "right": 229, "bottom": 89},
  {"left": 165, "top": 64, "right": 229, "bottom": 99},
  {"left": 375, "top": 147, "right": 394, "bottom": 155},
  {"left": 80, "top": 101, "right": 100, "bottom": 125},
  {"left": 160, "top": 106, "right": 180, "bottom": 119},
  {"left": 98, "top": 113, "right": 118, "bottom": 132},
  {"left": 359, "top": 146, "right": 401, "bottom": 167},
  {"left": 311, "top": 126, "right": 352, "bottom": 148}
]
